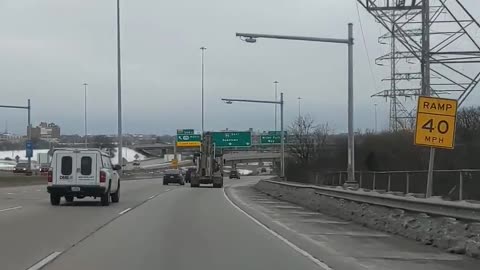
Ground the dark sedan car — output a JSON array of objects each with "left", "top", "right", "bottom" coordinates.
[
  {"left": 13, "top": 163, "right": 29, "bottom": 173},
  {"left": 229, "top": 170, "right": 240, "bottom": 179},
  {"left": 163, "top": 169, "right": 185, "bottom": 185}
]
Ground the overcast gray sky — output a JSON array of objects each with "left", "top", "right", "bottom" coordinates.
[{"left": 1, "top": 0, "right": 479, "bottom": 135}]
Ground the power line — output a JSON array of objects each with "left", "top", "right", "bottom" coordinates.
[{"left": 355, "top": 0, "right": 379, "bottom": 93}]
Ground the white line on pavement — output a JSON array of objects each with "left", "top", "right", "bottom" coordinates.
[
  {"left": 27, "top": 251, "right": 62, "bottom": 270},
  {"left": 118, "top": 208, "right": 132, "bottom": 215},
  {"left": 7, "top": 192, "right": 15, "bottom": 195},
  {"left": 165, "top": 189, "right": 171, "bottom": 191},
  {"left": 223, "top": 188, "right": 333, "bottom": 270},
  {"left": 0, "top": 206, "right": 22, "bottom": 213},
  {"left": 148, "top": 195, "right": 156, "bottom": 199}
]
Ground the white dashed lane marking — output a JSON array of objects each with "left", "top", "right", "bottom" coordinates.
[
  {"left": 0, "top": 206, "right": 22, "bottom": 213},
  {"left": 118, "top": 208, "right": 132, "bottom": 215}
]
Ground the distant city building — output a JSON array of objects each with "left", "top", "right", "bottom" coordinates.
[
  {"left": 0, "top": 132, "right": 22, "bottom": 142},
  {"left": 30, "top": 122, "right": 61, "bottom": 141},
  {"left": 0, "top": 121, "right": 22, "bottom": 142}
]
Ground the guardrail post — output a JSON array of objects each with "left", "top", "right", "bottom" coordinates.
[
  {"left": 373, "top": 172, "right": 376, "bottom": 190},
  {"left": 387, "top": 173, "right": 391, "bottom": 192},
  {"left": 359, "top": 172, "right": 363, "bottom": 188},
  {"left": 338, "top": 172, "right": 342, "bottom": 186},
  {"left": 406, "top": 173, "right": 410, "bottom": 194},
  {"left": 459, "top": 171, "right": 463, "bottom": 201}
]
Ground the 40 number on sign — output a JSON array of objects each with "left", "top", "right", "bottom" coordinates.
[{"left": 421, "top": 119, "right": 449, "bottom": 134}]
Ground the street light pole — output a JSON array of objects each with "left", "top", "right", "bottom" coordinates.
[
  {"left": 116, "top": 0, "right": 123, "bottom": 169},
  {"left": 83, "top": 83, "right": 88, "bottom": 148},
  {"left": 280, "top": 93, "right": 285, "bottom": 179},
  {"left": 236, "top": 23, "right": 356, "bottom": 186},
  {"left": 200, "top": 47, "right": 207, "bottom": 135},
  {"left": 221, "top": 96, "right": 285, "bottom": 179},
  {"left": 27, "top": 99, "right": 31, "bottom": 172},
  {"left": 274, "top": 81, "right": 279, "bottom": 131},
  {"left": 0, "top": 102, "right": 32, "bottom": 170},
  {"left": 347, "top": 23, "right": 355, "bottom": 186},
  {"left": 374, "top": 103, "right": 378, "bottom": 133},
  {"left": 297, "top": 97, "right": 302, "bottom": 118}
]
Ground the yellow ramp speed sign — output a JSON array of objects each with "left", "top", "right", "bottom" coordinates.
[{"left": 415, "top": 96, "right": 458, "bottom": 149}]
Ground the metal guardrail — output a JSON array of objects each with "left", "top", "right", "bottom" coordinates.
[
  {"left": 318, "top": 169, "right": 480, "bottom": 201},
  {"left": 263, "top": 179, "right": 480, "bottom": 222}
]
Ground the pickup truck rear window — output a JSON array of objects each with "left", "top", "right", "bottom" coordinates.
[
  {"left": 61, "top": 156, "right": 72, "bottom": 175},
  {"left": 81, "top": 157, "right": 92, "bottom": 175}
]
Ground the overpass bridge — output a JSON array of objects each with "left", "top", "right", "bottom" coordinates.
[{"left": 223, "top": 151, "right": 282, "bottom": 164}]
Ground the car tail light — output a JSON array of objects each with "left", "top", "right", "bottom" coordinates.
[
  {"left": 100, "top": 171, "right": 106, "bottom": 183},
  {"left": 47, "top": 170, "right": 53, "bottom": 183}
]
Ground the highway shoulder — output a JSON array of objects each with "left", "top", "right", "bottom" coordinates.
[{"left": 224, "top": 180, "right": 480, "bottom": 270}]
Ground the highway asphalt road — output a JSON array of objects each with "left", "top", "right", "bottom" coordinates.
[{"left": 0, "top": 176, "right": 478, "bottom": 270}]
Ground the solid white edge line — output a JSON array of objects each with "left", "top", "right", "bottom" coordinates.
[
  {"left": 118, "top": 208, "right": 132, "bottom": 215},
  {"left": 0, "top": 206, "right": 22, "bottom": 213},
  {"left": 223, "top": 188, "right": 333, "bottom": 270},
  {"left": 27, "top": 251, "right": 62, "bottom": 270}
]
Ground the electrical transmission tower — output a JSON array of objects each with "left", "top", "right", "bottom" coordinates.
[{"left": 358, "top": 0, "right": 480, "bottom": 131}]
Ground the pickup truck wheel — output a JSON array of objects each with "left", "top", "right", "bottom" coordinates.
[
  {"left": 101, "top": 188, "right": 110, "bottom": 206},
  {"left": 50, "top": 194, "right": 61, "bottom": 205},
  {"left": 65, "top": 195, "right": 74, "bottom": 203},
  {"left": 111, "top": 182, "right": 120, "bottom": 203}
]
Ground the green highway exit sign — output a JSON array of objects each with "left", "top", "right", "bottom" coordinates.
[
  {"left": 260, "top": 135, "right": 281, "bottom": 144},
  {"left": 212, "top": 131, "right": 251, "bottom": 148},
  {"left": 262, "top": 131, "right": 287, "bottom": 144},
  {"left": 177, "top": 129, "right": 194, "bottom": 135},
  {"left": 176, "top": 134, "right": 201, "bottom": 147}
]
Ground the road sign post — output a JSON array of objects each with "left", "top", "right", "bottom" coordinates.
[
  {"left": 415, "top": 96, "right": 458, "bottom": 197},
  {"left": 26, "top": 141, "right": 33, "bottom": 158}
]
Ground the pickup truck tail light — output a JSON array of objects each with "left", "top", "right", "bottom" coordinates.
[
  {"left": 100, "top": 171, "right": 107, "bottom": 183},
  {"left": 47, "top": 170, "right": 53, "bottom": 183}
]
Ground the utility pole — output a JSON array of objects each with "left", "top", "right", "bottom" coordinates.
[
  {"left": 280, "top": 93, "right": 285, "bottom": 179},
  {"left": 200, "top": 47, "right": 207, "bottom": 135},
  {"left": 27, "top": 99, "right": 31, "bottom": 173},
  {"left": 116, "top": 0, "right": 123, "bottom": 170},
  {"left": 346, "top": 23, "right": 356, "bottom": 187},
  {"left": 421, "top": 0, "right": 434, "bottom": 197},
  {"left": 274, "top": 81, "right": 279, "bottom": 131},
  {"left": 374, "top": 103, "right": 378, "bottom": 133}
]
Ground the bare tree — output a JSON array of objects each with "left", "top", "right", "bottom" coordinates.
[
  {"left": 456, "top": 106, "right": 480, "bottom": 142},
  {"left": 288, "top": 115, "right": 330, "bottom": 165}
]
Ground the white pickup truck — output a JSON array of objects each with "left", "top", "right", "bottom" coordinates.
[{"left": 47, "top": 148, "right": 121, "bottom": 206}]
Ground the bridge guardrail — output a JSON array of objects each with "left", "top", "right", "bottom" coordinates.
[{"left": 264, "top": 179, "right": 480, "bottom": 222}]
